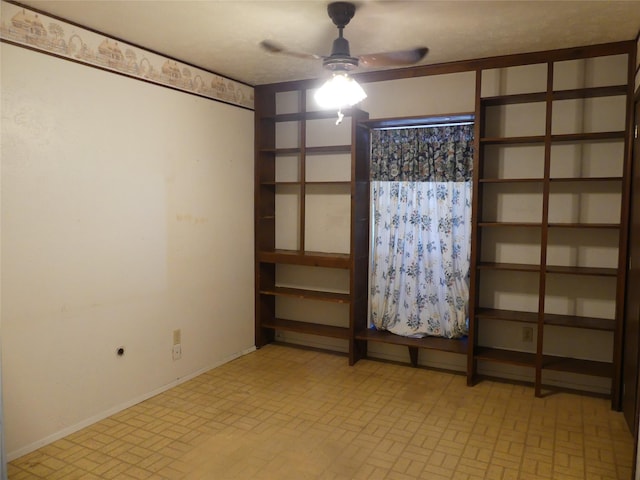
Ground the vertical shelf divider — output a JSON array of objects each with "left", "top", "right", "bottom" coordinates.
[
  {"left": 535, "top": 61, "right": 554, "bottom": 397},
  {"left": 299, "top": 90, "right": 307, "bottom": 253},
  {"left": 612, "top": 50, "right": 637, "bottom": 410},
  {"left": 467, "top": 68, "right": 484, "bottom": 386}
]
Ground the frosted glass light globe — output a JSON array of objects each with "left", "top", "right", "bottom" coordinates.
[{"left": 314, "top": 73, "right": 367, "bottom": 109}]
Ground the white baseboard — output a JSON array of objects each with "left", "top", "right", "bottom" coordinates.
[{"left": 7, "top": 346, "right": 256, "bottom": 462}]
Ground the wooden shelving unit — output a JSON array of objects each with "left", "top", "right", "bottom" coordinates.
[
  {"left": 468, "top": 48, "right": 634, "bottom": 407},
  {"left": 254, "top": 85, "right": 370, "bottom": 365},
  {"left": 255, "top": 42, "right": 634, "bottom": 405},
  {"left": 260, "top": 318, "right": 350, "bottom": 340}
]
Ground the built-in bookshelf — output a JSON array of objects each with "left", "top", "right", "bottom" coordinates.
[
  {"left": 254, "top": 85, "right": 370, "bottom": 365},
  {"left": 468, "top": 48, "right": 633, "bottom": 407},
  {"left": 255, "top": 41, "right": 634, "bottom": 407}
]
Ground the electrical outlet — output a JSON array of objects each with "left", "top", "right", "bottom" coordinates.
[
  {"left": 172, "top": 344, "right": 182, "bottom": 360},
  {"left": 522, "top": 326, "right": 534, "bottom": 343}
]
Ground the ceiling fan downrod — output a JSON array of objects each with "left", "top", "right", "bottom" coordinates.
[{"left": 323, "top": 2, "right": 359, "bottom": 71}]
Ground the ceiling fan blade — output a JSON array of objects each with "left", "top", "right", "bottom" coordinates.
[
  {"left": 260, "top": 40, "right": 323, "bottom": 61},
  {"left": 358, "top": 47, "right": 429, "bottom": 67}
]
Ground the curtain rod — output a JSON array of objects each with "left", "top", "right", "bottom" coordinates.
[{"left": 375, "top": 121, "right": 474, "bottom": 131}]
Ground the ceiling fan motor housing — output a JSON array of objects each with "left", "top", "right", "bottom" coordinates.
[{"left": 324, "top": 37, "right": 359, "bottom": 70}]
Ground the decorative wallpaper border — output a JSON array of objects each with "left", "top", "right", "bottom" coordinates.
[{"left": 0, "top": 1, "right": 254, "bottom": 110}]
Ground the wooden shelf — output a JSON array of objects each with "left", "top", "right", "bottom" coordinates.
[
  {"left": 478, "top": 222, "right": 542, "bottom": 228},
  {"left": 547, "top": 222, "right": 620, "bottom": 229},
  {"left": 542, "top": 355, "right": 613, "bottom": 378},
  {"left": 355, "top": 328, "right": 468, "bottom": 354},
  {"left": 479, "top": 178, "right": 543, "bottom": 183},
  {"left": 474, "top": 309, "right": 616, "bottom": 331},
  {"left": 545, "top": 265, "right": 617, "bottom": 277},
  {"left": 265, "top": 108, "right": 359, "bottom": 122},
  {"left": 260, "top": 286, "right": 350, "bottom": 303},
  {"left": 551, "top": 85, "right": 627, "bottom": 100},
  {"left": 550, "top": 131, "right": 626, "bottom": 143},
  {"left": 259, "top": 181, "right": 301, "bottom": 186},
  {"left": 259, "top": 180, "right": 352, "bottom": 187},
  {"left": 480, "top": 131, "right": 625, "bottom": 146},
  {"left": 543, "top": 313, "right": 615, "bottom": 331},
  {"left": 258, "top": 250, "right": 351, "bottom": 269},
  {"left": 474, "top": 347, "right": 536, "bottom": 367},
  {"left": 475, "top": 308, "right": 538, "bottom": 324},
  {"left": 259, "top": 147, "right": 300, "bottom": 154},
  {"left": 474, "top": 350, "right": 616, "bottom": 380},
  {"left": 305, "top": 181, "right": 351, "bottom": 187},
  {"left": 480, "top": 135, "right": 546, "bottom": 145},
  {"left": 549, "top": 176, "right": 622, "bottom": 183},
  {"left": 259, "top": 145, "right": 352, "bottom": 154},
  {"left": 481, "top": 92, "right": 546, "bottom": 106},
  {"left": 480, "top": 85, "right": 626, "bottom": 107},
  {"left": 477, "top": 262, "right": 541, "bottom": 273},
  {"left": 261, "top": 318, "right": 350, "bottom": 339},
  {"left": 305, "top": 145, "right": 352, "bottom": 154}
]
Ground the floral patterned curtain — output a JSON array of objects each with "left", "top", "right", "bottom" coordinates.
[{"left": 369, "top": 125, "right": 473, "bottom": 338}]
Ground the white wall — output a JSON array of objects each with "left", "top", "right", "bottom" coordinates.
[
  {"left": 1, "top": 44, "right": 255, "bottom": 458},
  {"left": 360, "top": 71, "right": 476, "bottom": 118}
]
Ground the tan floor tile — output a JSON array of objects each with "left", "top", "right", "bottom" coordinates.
[{"left": 7, "top": 344, "right": 635, "bottom": 480}]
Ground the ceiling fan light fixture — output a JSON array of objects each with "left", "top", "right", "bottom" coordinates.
[{"left": 314, "top": 72, "right": 367, "bottom": 110}]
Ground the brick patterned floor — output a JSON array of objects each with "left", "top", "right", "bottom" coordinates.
[{"left": 8, "top": 344, "right": 634, "bottom": 479}]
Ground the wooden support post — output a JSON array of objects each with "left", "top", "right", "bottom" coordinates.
[{"left": 408, "top": 347, "right": 419, "bottom": 367}]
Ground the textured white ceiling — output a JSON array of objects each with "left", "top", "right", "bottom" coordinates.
[{"left": 18, "top": 0, "right": 640, "bottom": 86}]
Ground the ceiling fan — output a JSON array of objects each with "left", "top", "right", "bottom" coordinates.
[{"left": 260, "top": 1, "right": 429, "bottom": 74}]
